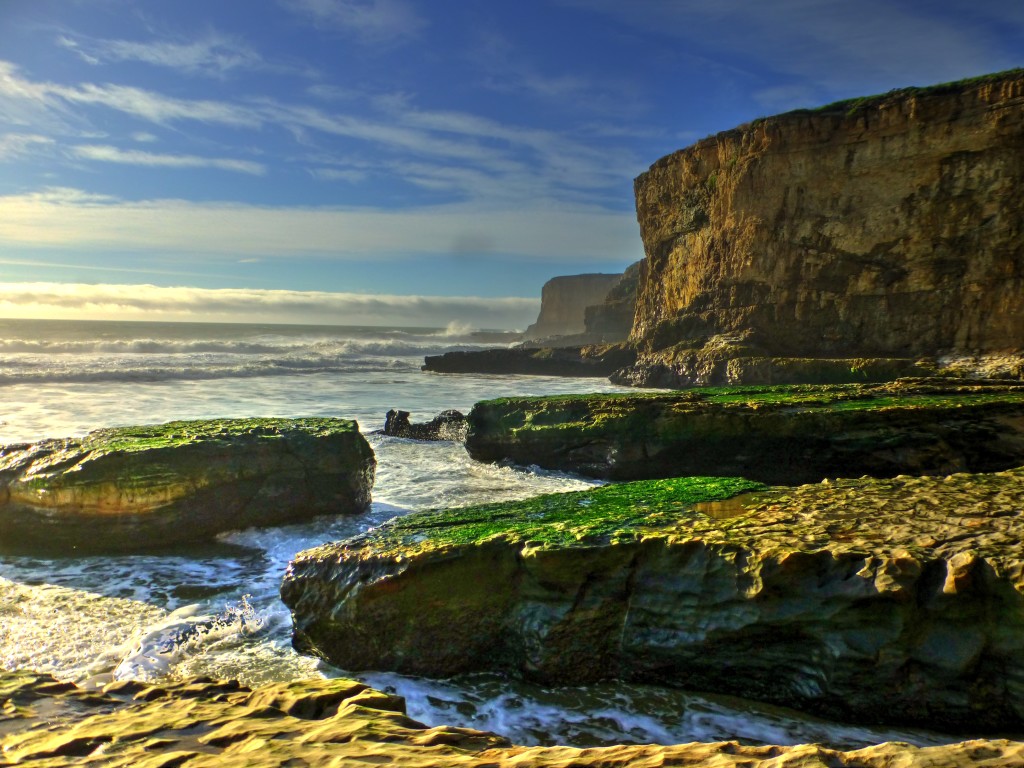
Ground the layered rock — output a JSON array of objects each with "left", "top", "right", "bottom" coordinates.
[
  {"left": 0, "top": 417, "right": 375, "bottom": 553},
  {"left": 623, "top": 69, "right": 1024, "bottom": 386},
  {"left": 523, "top": 273, "right": 622, "bottom": 341},
  {"left": 581, "top": 259, "right": 642, "bottom": 342},
  {"left": 5, "top": 671, "right": 1022, "bottom": 767},
  {"left": 283, "top": 470, "right": 1024, "bottom": 732},
  {"left": 466, "top": 379, "right": 1024, "bottom": 484}
]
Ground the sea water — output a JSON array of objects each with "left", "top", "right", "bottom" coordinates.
[{"left": 0, "top": 318, "right": 954, "bottom": 748}]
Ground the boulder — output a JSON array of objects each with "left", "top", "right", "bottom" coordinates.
[
  {"left": 0, "top": 417, "right": 375, "bottom": 553},
  {"left": 466, "top": 379, "right": 1024, "bottom": 484},
  {"left": 282, "top": 470, "right": 1024, "bottom": 732},
  {"left": 382, "top": 409, "right": 467, "bottom": 441},
  {"left": 5, "top": 671, "right": 1022, "bottom": 766}
]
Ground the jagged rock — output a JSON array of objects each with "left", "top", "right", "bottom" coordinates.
[
  {"left": 382, "top": 409, "right": 467, "bottom": 441},
  {"left": 282, "top": 470, "right": 1024, "bottom": 733},
  {"left": 4, "top": 671, "right": 1022, "bottom": 767},
  {"left": 423, "top": 344, "right": 635, "bottom": 377},
  {"left": 465, "top": 379, "right": 1024, "bottom": 484},
  {"left": 622, "top": 70, "right": 1024, "bottom": 387},
  {"left": 0, "top": 417, "right": 375, "bottom": 553},
  {"left": 523, "top": 274, "right": 623, "bottom": 341}
]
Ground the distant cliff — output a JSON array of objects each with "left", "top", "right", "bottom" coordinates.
[
  {"left": 621, "top": 70, "right": 1024, "bottom": 386},
  {"left": 523, "top": 273, "right": 622, "bottom": 341}
]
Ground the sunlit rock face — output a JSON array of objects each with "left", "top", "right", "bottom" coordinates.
[
  {"left": 523, "top": 274, "right": 622, "bottom": 341},
  {"left": 5, "top": 671, "right": 1024, "bottom": 767},
  {"left": 625, "top": 70, "right": 1024, "bottom": 386},
  {"left": 282, "top": 469, "right": 1024, "bottom": 733},
  {"left": 0, "top": 417, "right": 375, "bottom": 553}
]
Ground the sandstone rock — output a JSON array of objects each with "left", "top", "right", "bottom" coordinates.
[
  {"left": 4, "top": 671, "right": 1022, "bottom": 767},
  {"left": 382, "top": 409, "right": 467, "bottom": 441},
  {"left": 0, "top": 417, "right": 375, "bottom": 553},
  {"left": 523, "top": 274, "right": 623, "bottom": 341},
  {"left": 581, "top": 259, "right": 642, "bottom": 343},
  {"left": 423, "top": 344, "right": 636, "bottom": 377},
  {"left": 282, "top": 469, "right": 1024, "bottom": 732},
  {"left": 622, "top": 70, "right": 1024, "bottom": 387},
  {"left": 466, "top": 379, "right": 1024, "bottom": 484}
]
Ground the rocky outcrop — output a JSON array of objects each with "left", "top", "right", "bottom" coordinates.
[
  {"left": 582, "top": 259, "right": 642, "bottom": 342},
  {"left": 523, "top": 274, "right": 622, "bottom": 341},
  {"left": 466, "top": 379, "right": 1024, "bottom": 484},
  {"left": 0, "top": 417, "right": 375, "bottom": 553},
  {"left": 382, "top": 409, "right": 467, "bottom": 441},
  {"left": 282, "top": 470, "right": 1024, "bottom": 732},
  {"left": 5, "top": 671, "right": 1022, "bottom": 767},
  {"left": 622, "top": 70, "right": 1024, "bottom": 387},
  {"left": 423, "top": 344, "right": 635, "bottom": 377}
]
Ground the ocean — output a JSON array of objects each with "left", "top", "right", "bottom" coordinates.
[{"left": 0, "top": 318, "right": 953, "bottom": 748}]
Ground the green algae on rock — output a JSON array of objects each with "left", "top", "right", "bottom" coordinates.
[
  {"left": 466, "top": 378, "right": 1024, "bottom": 484},
  {"left": 0, "top": 417, "right": 375, "bottom": 553},
  {"left": 4, "top": 672, "right": 1022, "bottom": 768},
  {"left": 282, "top": 467, "right": 1024, "bottom": 733}
]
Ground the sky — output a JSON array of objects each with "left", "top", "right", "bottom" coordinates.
[{"left": 0, "top": 0, "right": 1021, "bottom": 328}]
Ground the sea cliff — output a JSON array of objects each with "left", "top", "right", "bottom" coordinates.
[{"left": 622, "top": 69, "right": 1024, "bottom": 386}]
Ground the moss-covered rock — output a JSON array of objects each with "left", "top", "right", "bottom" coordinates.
[
  {"left": 0, "top": 417, "right": 375, "bottom": 553},
  {"left": 283, "top": 468, "right": 1024, "bottom": 732},
  {"left": 4, "top": 671, "right": 1021, "bottom": 767},
  {"left": 466, "top": 378, "right": 1024, "bottom": 483}
]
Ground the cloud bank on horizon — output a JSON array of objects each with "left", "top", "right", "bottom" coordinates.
[{"left": 0, "top": 0, "right": 1020, "bottom": 325}]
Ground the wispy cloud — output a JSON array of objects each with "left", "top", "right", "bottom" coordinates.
[
  {"left": 57, "top": 32, "right": 272, "bottom": 78},
  {"left": 71, "top": 145, "right": 266, "bottom": 175},
  {"left": 0, "top": 281, "right": 540, "bottom": 327},
  {"left": 281, "top": 0, "right": 425, "bottom": 44},
  {"left": 308, "top": 167, "right": 367, "bottom": 182},
  {"left": 0, "top": 188, "right": 643, "bottom": 262},
  {"left": 0, "top": 133, "right": 54, "bottom": 161}
]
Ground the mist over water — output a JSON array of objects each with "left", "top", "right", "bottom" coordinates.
[{"left": 0, "top": 318, "right": 955, "bottom": 749}]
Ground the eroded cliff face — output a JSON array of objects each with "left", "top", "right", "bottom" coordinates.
[
  {"left": 628, "top": 71, "right": 1024, "bottom": 382},
  {"left": 523, "top": 273, "right": 622, "bottom": 341}
]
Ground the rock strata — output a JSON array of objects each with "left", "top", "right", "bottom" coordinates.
[
  {"left": 623, "top": 70, "right": 1024, "bottom": 387},
  {"left": 282, "top": 470, "right": 1024, "bottom": 732},
  {"left": 0, "top": 417, "right": 375, "bottom": 553},
  {"left": 466, "top": 379, "right": 1024, "bottom": 484},
  {"left": 4, "top": 671, "right": 1022, "bottom": 767}
]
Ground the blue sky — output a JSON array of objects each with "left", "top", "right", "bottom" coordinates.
[{"left": 0, "top": 0, "right": 1020, "bottom": 327}]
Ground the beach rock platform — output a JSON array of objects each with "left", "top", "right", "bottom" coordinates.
[
  {"left": 3, "top": 671, "right": 1023, "bottom": 767},
  {"left": 283, "top": 469, "right": 1024, "bottom": 733},
  {"left": 423, "top": 344, "right": 635, "bottom": 377},
  {"left": 466, "top": 378, "right": 1024, "bottom": 484},
  {"left": 0, "top": 417, "right": 375, "bottom": 554}
]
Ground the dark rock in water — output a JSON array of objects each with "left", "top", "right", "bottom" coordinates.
[
  {"left": 423, "top": 344, "right": 636, "bottom": 377},
  {"left": 6, "top": 670, "right": 1020, "bottom": 767},
  {"left": 0, "top": 417, "right": 375, "bottom": 554},
  {"left": 282, "top": 470, "right": 1024, "bottom": 733},
  {"left": 466, "top": 379, "right": 1024, "bottom": 484},
  {"left": 382, "top": 409, "right": 467, "bottom": 441}
]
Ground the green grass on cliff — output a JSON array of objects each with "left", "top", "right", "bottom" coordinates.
[
  {"left": 377, "top": 476, "right": 768, "bottom": 549},
  {"left": 81, "top": 417, "right": 361, "bottom": 454}
]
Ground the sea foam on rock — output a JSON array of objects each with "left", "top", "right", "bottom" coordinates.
[
  {"left": 282, "top": 470, "right": 1024, "bottom": 733},
  {"left": 0, "top": 417, "right": 375, "bottom": 553}
]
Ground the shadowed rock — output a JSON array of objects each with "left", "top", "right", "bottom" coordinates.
[
  {"left": 0, "top": 417, "right": 375, "bottom": 554},
  {"left": 382, "top": 409, "right": 467, "bottom": 441}
]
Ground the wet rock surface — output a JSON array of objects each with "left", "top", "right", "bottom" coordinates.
[
  {"left": 466, "top": 379, "right": 1024, "bottom": 484},
  {"left": 381, "top": 409, "right": 468, "bottom": 441},
  {"left": 282, "top": 469, "right": 1024, "bottom": 733},
  {"left": 423, "top": 344, "right": 635, "bottom": 376},
  {"left": 0, "top": 417, "right": 375, "bottom": 553},
  {"left": 3, "top": 671, "right": 1022, "bottom": 766}
]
